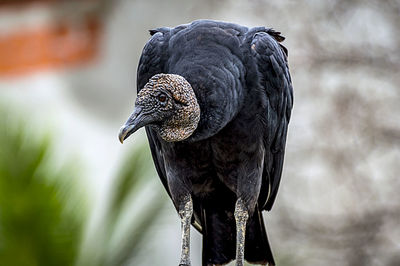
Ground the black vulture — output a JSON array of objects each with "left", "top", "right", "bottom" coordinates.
[{"left": 119, "top": 20, "right": 293, "bottom": 266}]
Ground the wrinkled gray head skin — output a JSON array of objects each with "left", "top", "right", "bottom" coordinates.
[{"left": 119, "top": 74, "right": 200, "bottom": 143}]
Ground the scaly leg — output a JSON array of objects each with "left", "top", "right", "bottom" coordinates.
[
  {"left": 234, "top": 198, "right": 249, "bottom": 266},
  {"left": 178, "top": 195, "right": 193, "bottom": 266}
]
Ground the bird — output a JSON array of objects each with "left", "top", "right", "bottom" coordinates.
[{"left": 118, "top": 19, "right": 293, "bottom": 266}]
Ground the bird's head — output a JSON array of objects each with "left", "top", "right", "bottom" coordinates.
[{"left": 119, "top": 74, "right": 200, "bottom": 143}]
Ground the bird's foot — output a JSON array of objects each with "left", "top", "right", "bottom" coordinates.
[
  {"left": 178, "top": 195, "right": 193, "bottom": 266},
  {"left": 234, "top": 198, "right": 249, "bottom": 266}
]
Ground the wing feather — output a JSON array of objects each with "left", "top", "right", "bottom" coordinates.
[
  {"left": 136, "top": 28, "right": 169, "bottom": 90},
  {"left": 250, "top": 30, "right": 293, "bottom": 211}
]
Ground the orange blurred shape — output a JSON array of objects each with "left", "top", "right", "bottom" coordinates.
[{"left": 0, "top": 17, "right": 101, "bottom": 77}]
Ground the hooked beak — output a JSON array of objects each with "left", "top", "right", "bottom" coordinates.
[{"left": 118, "top": 107, "right": 148, "bottom": 143}]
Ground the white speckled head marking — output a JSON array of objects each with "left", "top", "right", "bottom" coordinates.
[{"left": 140, "top": 73, "right": 200, "bottom": 142}]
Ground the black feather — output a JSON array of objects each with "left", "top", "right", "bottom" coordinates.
[{"left": 136, "top": 20, "right": 293, "bottom": 265}]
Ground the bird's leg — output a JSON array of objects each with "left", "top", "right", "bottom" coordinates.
[
  {"left": 178, "top": 195, "right": 193, "bottom": 266},
  {"left": 234, "top": 198, "right": 249, "bottom": 266}
]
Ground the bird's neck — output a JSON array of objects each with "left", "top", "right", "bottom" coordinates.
[
  {"left": 159, "top": 88, "right": 201, "bottom": 142},
  {"left": 159, "top": 118, "right": 198, "bottom": 142}
]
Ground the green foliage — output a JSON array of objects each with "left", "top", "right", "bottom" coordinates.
[
  {"left": 0, "top": 108, "right": 86, "bottom": 266},
  {"left": 0, "top": 106, "right": 166, "bottom": 266},
  {"left": 108, "top": 145, "right": 167, "bottom": 266},
  {"left": 78, "top": 140, "right": 168, "bottom": 266}
]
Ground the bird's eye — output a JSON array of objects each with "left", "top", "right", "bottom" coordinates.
[{"left": 158, "top": 94, "right": 167, "bottom": 103}]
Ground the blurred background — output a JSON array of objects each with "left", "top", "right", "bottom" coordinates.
[{"left": 0, "top": 0, "right": 399, "bottom": 265}]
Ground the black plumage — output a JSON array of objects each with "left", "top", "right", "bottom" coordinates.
[{"left": 119, "top": 20, "right": 293, "bottom": 266}]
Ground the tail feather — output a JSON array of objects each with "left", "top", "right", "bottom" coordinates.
[
  {"left": 202, "top": 206, "right": 236, "bottom": 265},
  {"left": 245, "top": 207, "right": 275, "bottom": 265},
  {"left": 201, "top": 204, "right": 275, "bottom": 265}
]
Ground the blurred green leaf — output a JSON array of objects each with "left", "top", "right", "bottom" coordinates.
[
  {"left": 0, "top": 104, "right": 167, "bottom": 266},
  {"left": 79, "top": 140, "right": 168, "bottom": 266},
  {"left": 0, "top": 107, "right": 86, "bottom": 266},
  {"left": 108, "top": 143, "right": 154, "bottom": 223}
]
